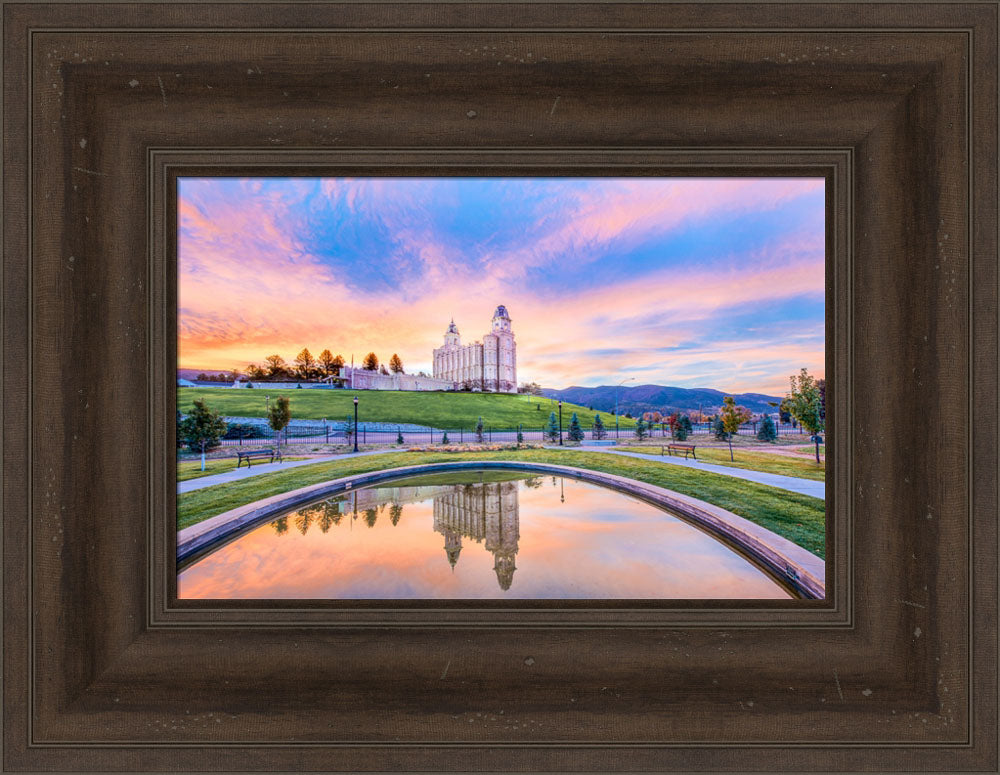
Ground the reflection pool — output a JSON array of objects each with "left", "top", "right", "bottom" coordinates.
[{"left": 178, "top": 470, "right": 794, "bottom": 599}]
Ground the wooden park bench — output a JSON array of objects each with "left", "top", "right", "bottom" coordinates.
[
  {"left": 236, "top": 447, "right": 283, "bottom": 468},
  {"left": 663, "top": 443, "right": 697, "bottom": 460}
]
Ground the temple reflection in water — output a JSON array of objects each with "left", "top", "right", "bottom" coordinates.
[
  {"left": 434, "top": 480, "right": 521, "bottom": 590},
  {"left": 270, "top": 476, "right": 528, "bottom": 592}
]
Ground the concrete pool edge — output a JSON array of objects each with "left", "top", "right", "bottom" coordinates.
[{"left": 176, "top": 460, "right": 826, "bottom": 599}]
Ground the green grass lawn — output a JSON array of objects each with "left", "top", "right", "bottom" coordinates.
[
  {"left": 177, "top": 387, "right": 632, "bottom": 430},
  {"left": 178, "top": 448, "right": 826, "bottom": 558},
  {"left": 177, "top": 456, "right": 307, "bottom": 482},
  {"left": 615, "top": 446, "right": 826, "bottom": 481}
]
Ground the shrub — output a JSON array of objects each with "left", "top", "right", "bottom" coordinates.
[{"left": 223, "top": 422, "right": 265, "bottom": 440}]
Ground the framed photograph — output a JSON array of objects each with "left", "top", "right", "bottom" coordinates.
[
  {"left": 174, "top": 175, "right": 828, "bottom": 603},
  {"left": 3, "top": 2, "right": 996, "bottom": 772}
]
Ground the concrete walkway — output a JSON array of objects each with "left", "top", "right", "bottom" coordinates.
[
  {"left": 179, "top": 446, "right": 824, "bottom": 500},
  {"left": 178, "top": 449, "right": 399, "bottom": 494},
  {"left": 566, "top": 447, "right": 825, "bottom": 500}
]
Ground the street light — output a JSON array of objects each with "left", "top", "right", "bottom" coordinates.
[
  {"left": 614, "top": 377, "right": 635, "bottom": 435},
  {"left": 353, "top": 396, "right": 359, "bottom": 453},
  {"left": 558, "top": 400, "right": 563, "bottom": 446}
]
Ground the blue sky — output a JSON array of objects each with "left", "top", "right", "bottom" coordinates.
[{"left": 179, "top": 177, "right": 825, "bottom": 393}]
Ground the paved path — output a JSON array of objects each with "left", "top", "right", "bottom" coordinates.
[
  {"left": 565, "top": 447, "right": 826, "bottom": 499},
  {"left": 179, "top": 446, "right": 824, "bottom": 500},
  {"left": 178, "top": 449, "right": 398, "bottom": 494}
]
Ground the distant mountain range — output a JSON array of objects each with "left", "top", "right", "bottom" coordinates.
[{"left": 540, "top": 384, "right": 783, "bottom": 416}]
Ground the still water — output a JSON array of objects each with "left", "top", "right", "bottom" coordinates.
[{"left": 178, "top": 471, "right": 792, "bottom": 599}]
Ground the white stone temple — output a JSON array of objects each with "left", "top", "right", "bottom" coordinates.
[{"left": 432, "top": 305, "right": 517, "bottom": 394}]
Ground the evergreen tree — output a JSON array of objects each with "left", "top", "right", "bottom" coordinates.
[
  {"left": 362, "top": 352, "right": 379, "bottom": 371},
  {"left": 396, "top": 429, "right": 404, "bottom": 444},
  {"left": 294, "top": 348, "right": 316, "bottom": 379},
  {"left": 567, "top": 412, "right": 584, "bottom": 442},
  {"left": 318, "top": 349, "right": 335, "bottom": 377},
  {"left": 634, "top": 417, "right": 647, "bottom": 440},
  {"left": 389, "top": 504, "right": 403, "bottom": 526},
  {"left": 712, "top": 416, "right": 728, "bottom": 440},
  {"left": 516, "top": 424, "right": 524, "bottom": 445},
  {"left": 475, "top": 416, "right": 485, "bottom": 443},
  {"left": 592, "top": 413, "right": 607, "bottom": 440},
  {"left": 441, "top": 431, "right": 449, "bottom": 444},
  {"left": 544, "top": 411, "right": 560, "bottom": 442},
  {"left": 681, "top": 414, "right": 693, "bottom": 435},
  {"left": 757, "top": 413, "right": 778, "bottom": 442},
  {"left": 344, "top": 413, "right": 356, "bottom": 445},
  {"left": 179, "top": 399, "right": 228, "bottom": 453},
  {"left": 330, "top": 354, "right": 345, "bottom": 375},
  {"left": 674, "top": 422, "right": 689, "bottom": 441},
  {"left": 389, "top": 353, "right": 404, "bottom": 373}
]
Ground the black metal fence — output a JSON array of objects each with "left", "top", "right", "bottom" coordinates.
[{"left": 209, "top": 420, "right": 808, "bottom": 449}]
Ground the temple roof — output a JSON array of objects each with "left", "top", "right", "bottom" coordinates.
[{"left": 446, "top": 318, "right": 459, "bottom": 334}]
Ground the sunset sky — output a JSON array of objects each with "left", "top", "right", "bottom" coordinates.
[{"left": 178, "top": 177, "right": 825, "bottom": 394}]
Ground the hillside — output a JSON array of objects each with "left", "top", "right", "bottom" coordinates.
[
  {"left": 177, "top": 387, "right": 635, "bottom": 430},
  {"left": 541, "top": 384, "right": 783, "bottom": 416}
]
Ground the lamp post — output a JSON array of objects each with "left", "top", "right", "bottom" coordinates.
[
  {"left": 353, "top": 396, "right": 359, "bottom": 453},
  {"left": 558, "top": 400, "right": 563, "bottom": 446},
  {"left": 614, "top": 377, "right": 635, "bottom": 435}
]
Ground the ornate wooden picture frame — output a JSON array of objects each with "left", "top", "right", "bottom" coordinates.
[{"left": 3, "top": 2, "right": 996, "bottom": 771}]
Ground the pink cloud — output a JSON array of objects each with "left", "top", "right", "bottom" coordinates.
[{"left": 178, "top": 178, "right": 823, "bottom": 394}]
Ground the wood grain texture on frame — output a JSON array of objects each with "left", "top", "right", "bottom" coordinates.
[{"left": 2, "top": 2, "right": 996, "bottom": 772}]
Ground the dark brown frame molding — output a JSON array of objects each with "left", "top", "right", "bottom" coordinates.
[{"left": 3, "top": 3, "right": 997, "bottom": 772}]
